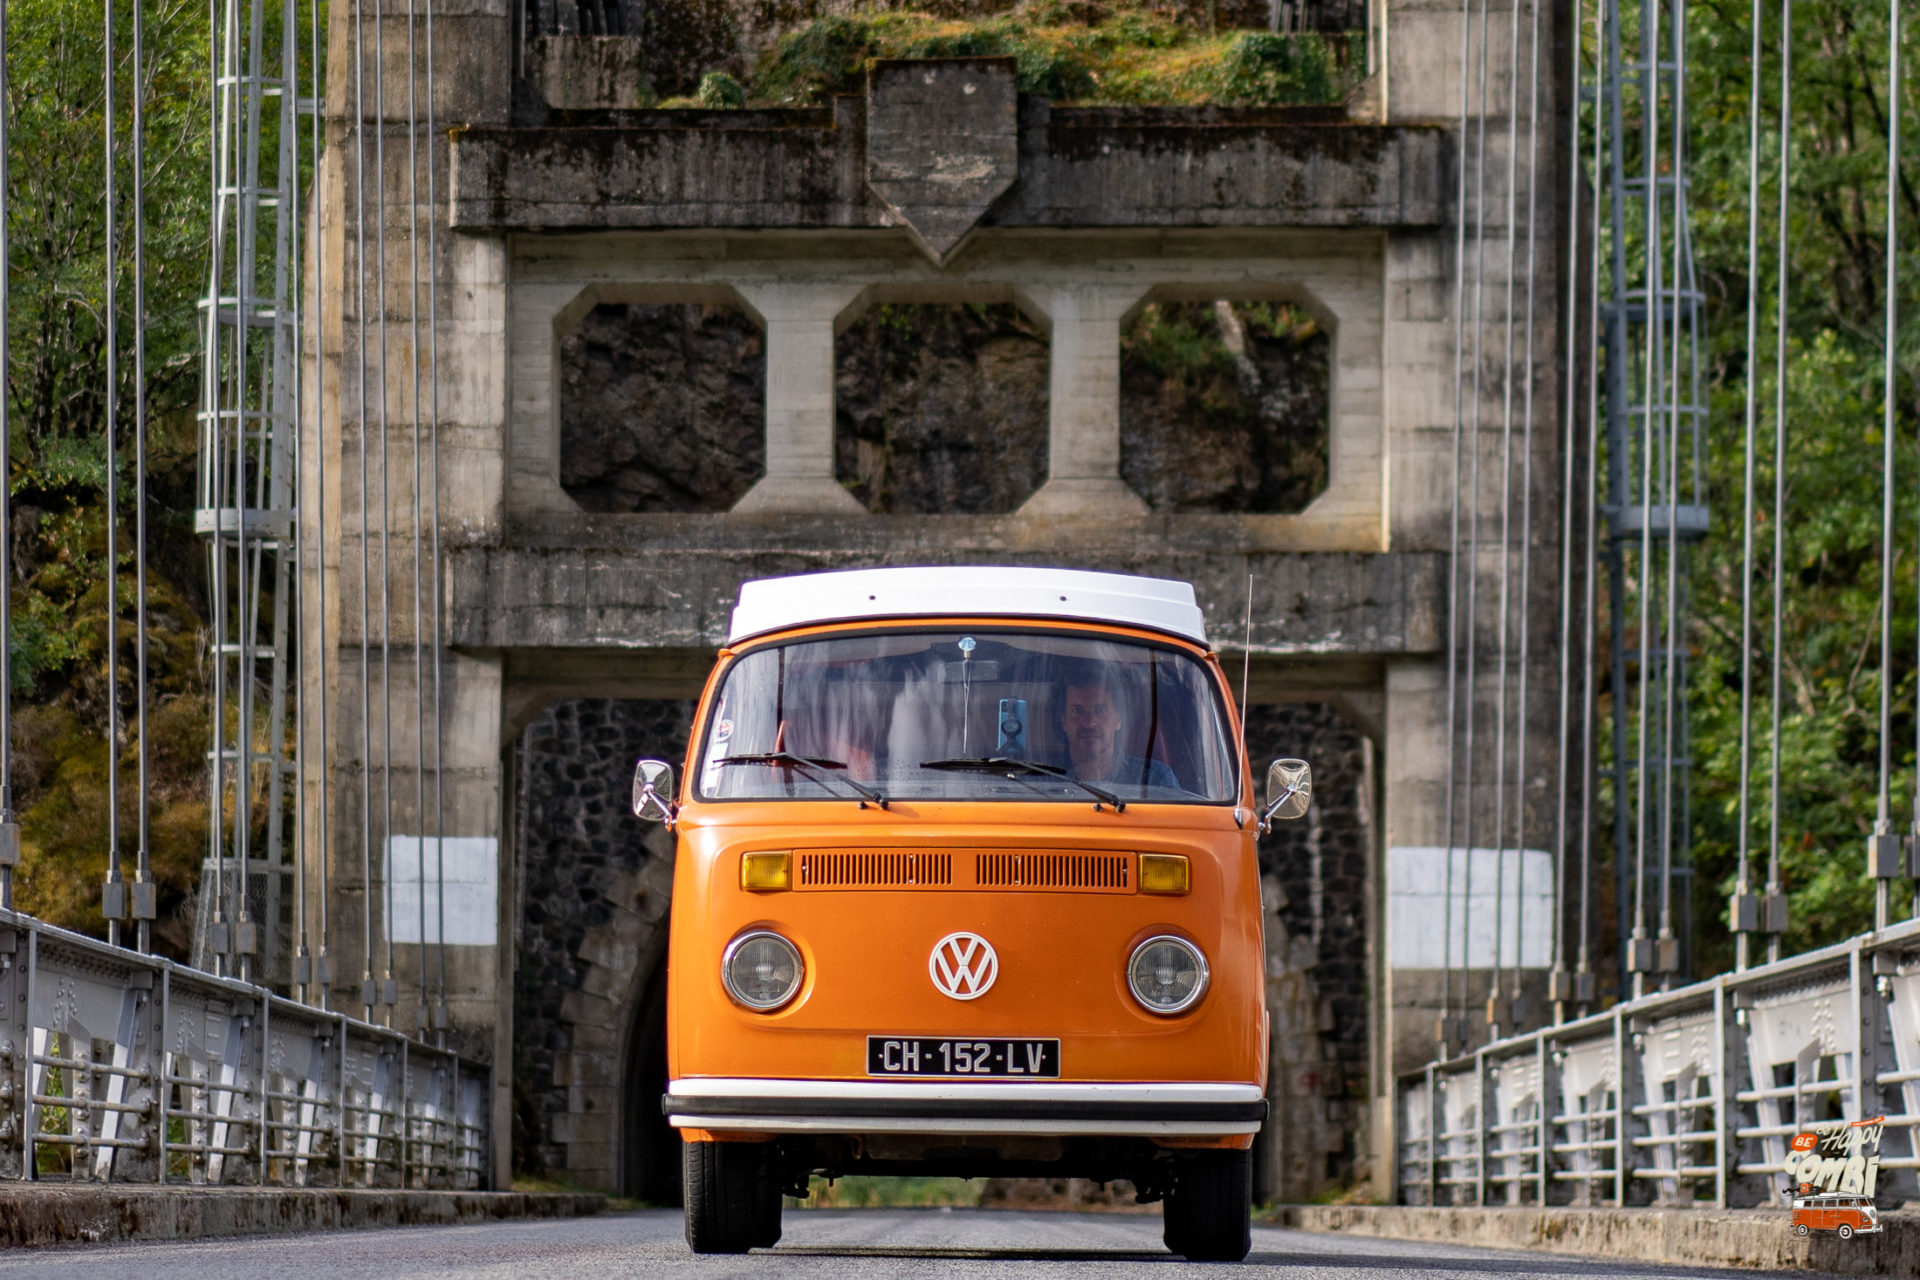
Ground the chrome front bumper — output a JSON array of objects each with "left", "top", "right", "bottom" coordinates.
[{"left": 663, "top": 1079, "right": 1266, "bottom": 1136}]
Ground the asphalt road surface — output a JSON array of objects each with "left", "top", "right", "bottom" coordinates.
[{"left": 0, "top": 1208, "right": 1851, "bottom": 1278}]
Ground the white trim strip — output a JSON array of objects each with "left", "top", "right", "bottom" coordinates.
[
  {"left": 666, "top": 1079, "right": 1263, "bottom": 1104},
  {"left": 668, "top": 1114, "right": 1260, "bottom": 1137}
]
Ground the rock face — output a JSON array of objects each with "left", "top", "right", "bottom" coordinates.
[
  {"left": 835, "top": 303, "right": 1049, "bottom": 513},
  {"left": 558, "top": 303, "right": 766, "bottom": 512},
  {"left": 554, "top": 299, "right": 1328, "bottom": 517},
  {"left": 1120, "top": 301, "right": 1330, "bottom": 513}
]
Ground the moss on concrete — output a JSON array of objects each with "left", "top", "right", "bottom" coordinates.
[{"left": 666, "top": 7, "right": 1366, "bottom": 108}]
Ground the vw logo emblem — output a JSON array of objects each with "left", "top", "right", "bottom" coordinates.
[{"left": 929, "top": 932, "right": 998, "bottom": 1001}]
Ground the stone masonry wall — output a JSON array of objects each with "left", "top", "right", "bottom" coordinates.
[
  {"left": 1248, "top": 701, "right": 1372, "bottom": 1196},
  {"left": 512, "top": 698, "right": 694, "bottom": 1176}
]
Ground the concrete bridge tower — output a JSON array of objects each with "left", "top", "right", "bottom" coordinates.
[{"left": 305, "top": 0, "right": 1563, "bottom": 1199}]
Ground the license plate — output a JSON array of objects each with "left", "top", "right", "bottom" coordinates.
[{"left": 867, "top": 1036, "right": 1061, "bottom": 1078}]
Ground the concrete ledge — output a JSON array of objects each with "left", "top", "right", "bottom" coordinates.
[
  {"left": 1271, "top": 1204, "right": 1920, "bottom": 1276},
  {"left": 0, "top": 1186, "right": 604, "bottom": 1248}
]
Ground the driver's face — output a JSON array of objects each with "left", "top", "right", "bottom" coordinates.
[{"left": 1063, "top": 683, "right": 1120, "bottom": 772}]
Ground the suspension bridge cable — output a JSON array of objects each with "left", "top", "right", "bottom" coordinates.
[
  {"left": 1552, "top": 0, "right": 1585, "bottom": 1022},
  {"left": 1735, "top": 0, "right": 1764, "bottom": 974},
  {"left": 104, "top": 0, "right": 123, "bottom": 950},
  {"left": 132, "top": 0, "right": 151, "bottom": 956},
  {"left": 310, "top": 0, "right": 331, "bottom": 1009},
  {"left": 285, "top": 0, "right": 308, "bottom": 995},
  {"left": 1487, "top": 0, "right": 1522, "bottom": 1035},
  {"left": 1512, "top": 0, "right": 1543, "bottom": 1014},
  {"left": 1876, "top": 0, "right": 1900, "bottom": 933},
  {"left": 426, "top": 0, "right": 448, "bottom": 1031},
  {"left": 1579, "top": 0, "right": 1606, "bottom": 1003},
  {"left": 376, "top": 0, "right": 396, "bottom": 1016},
  {"left": 1462, "top": 0, "right": 1492, "bottom": 1037},
  {"left": 354, "top": 0, "right": 374, "bottom": 1018},
  {"left": 1909, "top": 0, "right": 1920, "bottom": 927},
  {"left": 407, "top": 0, "right": 427, "bottom": 1030},
  {"left": 0, "top": 0, "right": 13, "bottom": 915},
  {"left": 205, "top": 0, "right": 228, "bottom": 975},
  {"left": 1768, "top": 0, "right": 1792, "bottom": 966},
  {"left": 1489, "top": 0, "right": 1524, "bottom": 1035},
  {"left": 1440, "top": 0, "right": 1474, "bottom": 1054},
  {"left": 229, "top": 0, "right": 256, "bottom": 984},
  {"left": 1630, "top": 0, "right": 1663, "bottom": 998},
  {"left": 207, "top": 0, "right": 225, "bottom": 974},
  {"left": 1657, "top": 0, "right": 1690, "bottom": 973}
]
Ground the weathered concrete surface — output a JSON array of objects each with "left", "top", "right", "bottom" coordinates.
[
  {"left": 446, "top": 539, "right": 1445, "bottom": 656},
  {"left": 0, "top": 1186, "right": 603, "bottom": 1248},
  {"left": 865, "top": 59, "right": 1020, "bottom": 261},
  {"left": 449, "top": 101, "right": 1448, "bottom": 233},
  {"left": 1275, "top": 1204, "right": 1920, "bottom": 1276}
]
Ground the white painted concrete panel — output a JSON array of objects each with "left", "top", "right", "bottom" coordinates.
[
  {"left": 385, "top": 836, "right": 498, "bottom": 945},
  {"left": 1388, "top": 845, "right": 1553, "bottom": 969}
]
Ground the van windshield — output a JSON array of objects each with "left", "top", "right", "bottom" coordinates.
[{"left": 697, "top": 629, "right": 1237, "bottom": 804}]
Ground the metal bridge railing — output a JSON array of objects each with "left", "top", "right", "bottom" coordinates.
[
  {"left": 0, "top": 913, "right": 490, "bottom": 1187},
  {"left": 1398, "top": 918, "right": 1920, "bottom": 1209}
]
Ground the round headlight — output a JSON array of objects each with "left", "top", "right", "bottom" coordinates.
[
  {"left": 1127, "top": 935, "right": 1209, "bottom": 1015},
  {"left": 722, "top": 930, "right": 804, "bottom": 1011}
]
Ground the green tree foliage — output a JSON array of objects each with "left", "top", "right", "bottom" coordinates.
[
  {"left": 1644, "top": 0, "right": 1919, "bottom": 971},
  {"left": 5, "top": 0, "right": 217, "bottom": 953}
]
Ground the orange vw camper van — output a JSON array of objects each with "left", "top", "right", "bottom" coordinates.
[{"left": 632, "top": 567, "right": 1309, "bottom": 1259}]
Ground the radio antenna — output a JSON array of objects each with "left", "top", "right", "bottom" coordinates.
[{"left": 1239, "top": 574, "right": 1254, "bottom": 745}]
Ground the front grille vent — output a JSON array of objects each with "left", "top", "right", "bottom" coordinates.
[
  {"left": 797, "top": 851, "right": 954, "bottom": 888},
  {"left": 975, "top": 852, "right": 1131, "bottom": 891}
]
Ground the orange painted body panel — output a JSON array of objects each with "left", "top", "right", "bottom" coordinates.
[{"left": 665, "top": 618, "right": 1268, "bottom": 1104}]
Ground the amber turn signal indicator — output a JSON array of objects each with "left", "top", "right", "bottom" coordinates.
[
  {"left": 740, "top": 850, "right": 792, "bottom": 892},
  {"left": 1138, "top": 853, "right": 1190, "bottom": 895}
]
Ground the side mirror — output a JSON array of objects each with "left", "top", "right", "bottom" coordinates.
[
  {"left": 632, "top": 758, "right": 677, "bottom": 824},
  {"left": 1262, "top": 758, "right": 1311, "bottom": 828}
]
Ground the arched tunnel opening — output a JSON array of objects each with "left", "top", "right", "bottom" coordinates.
[{"left": 623, "top": 957, "right": 682, "bottom": 1204}]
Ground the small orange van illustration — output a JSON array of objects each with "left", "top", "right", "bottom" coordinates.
[
  {"left": 1791, "top": 1192, "right": 1880, "bottom": 1239},
  {"left": 633, "top": 567, "right": 1307, "bottom": 1260}
]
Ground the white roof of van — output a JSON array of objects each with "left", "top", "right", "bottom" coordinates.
[{"left": 728, "top": 567, "right": 1208, "bottom": 645}]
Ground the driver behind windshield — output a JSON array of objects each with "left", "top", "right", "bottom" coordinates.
[{"left": 1057, "top": 666, "right": 1178, "bottom": 790}]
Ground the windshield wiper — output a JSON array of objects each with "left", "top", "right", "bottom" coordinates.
[
  {"left": 917, "top": 756, "right": 1125, "bottom": 812},
  {"left": 715, "top": 752, "right": 888, "bottom": 809}
]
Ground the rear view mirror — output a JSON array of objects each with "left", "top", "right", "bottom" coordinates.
[
  {"left": 632, "top": 758, "right": 677, "bottom": 824},
  {"left": 1262, "top": 758, "right": 1311, "bottom": 827}
]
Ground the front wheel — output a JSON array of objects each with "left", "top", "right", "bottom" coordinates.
[
  {"left": 1163, "top": 1148, "right": 1252, "bottom": 1262},
  {"left": 1837, "top": 1224, "right": 1853, "bottom": 1240},
  {"left": 683, "top": 1140, "right": 783, "bottom": 1254}
]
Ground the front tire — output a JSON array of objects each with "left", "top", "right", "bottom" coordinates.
[
  {"left": 1163, "top": 1148, "right": 1252, "bottom": 1262},
  {"left": 1837, "top": 1224, "right": 1853, "bottom": 1240},
  {"left": 683, "top": 1140, "right": 783, "bottom": 1254}
]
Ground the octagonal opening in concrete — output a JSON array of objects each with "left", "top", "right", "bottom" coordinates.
[
  {"left": 1119, "top": 300, "right": 1330, "bottom": 513},
  {"left": 834, "top": 301, "right": 1049, "bottom": 514},
  {"left": 558, "top": 301, "right": 766, "bottom": 512}
]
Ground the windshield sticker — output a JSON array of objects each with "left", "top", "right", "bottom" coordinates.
[{"left": 715, "top": 719, "right": 733, "bottom": 742}]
